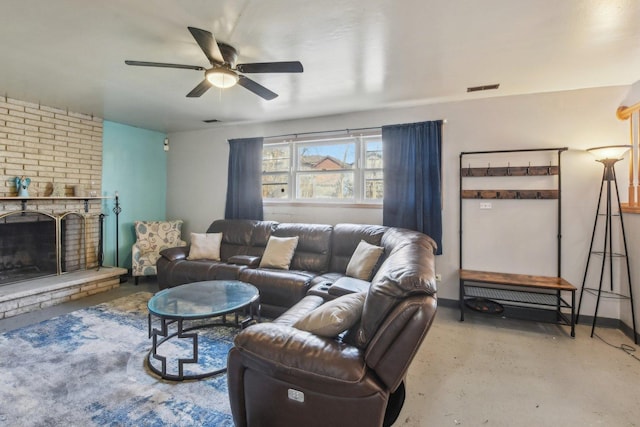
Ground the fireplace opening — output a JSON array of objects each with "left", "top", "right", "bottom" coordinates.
[
  {"left": 0, "top": 211, "right": 57, "bottom": 285},
  {"left": 0, "top": 210, "right": 95, "bottom": 286}
]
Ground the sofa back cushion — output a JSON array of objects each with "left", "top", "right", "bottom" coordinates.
[
  {"left": 329, "top": 224, "right": 387, "bottom": 273},
  {"left": 273, "top": 223, "right": 333, "bottom": 272},
  {"left": 207, "top": 219, "right": 278, "bottom": 260},
  {"left": 355, "top": 229, "right": 437, "bottom": 348}
]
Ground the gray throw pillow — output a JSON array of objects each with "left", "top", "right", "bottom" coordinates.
[
  {"left": 259, "top": 236, "right": 299, "bottom": 270},
  {"left": 293, "top": 292, "right": 366, "bottom": 337},
  {"left": 345, "top": 240, "right": 384, "bottom": 281}
]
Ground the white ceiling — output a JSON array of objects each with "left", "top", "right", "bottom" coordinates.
[{"left": 1, "top": 0, "right": 639, "bottom": 133}]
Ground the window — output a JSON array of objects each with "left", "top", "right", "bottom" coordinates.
[{"left": 262, "top": 133, "right": 383, "bottom": 204}]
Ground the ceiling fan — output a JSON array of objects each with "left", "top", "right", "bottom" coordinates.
[{"left": 125, "top": 27, "right": 303, "bottom": 100}]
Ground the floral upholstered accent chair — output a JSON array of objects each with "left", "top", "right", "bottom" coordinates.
[{"left": 132, "top": 220, "right": 186, "bottom": 284}]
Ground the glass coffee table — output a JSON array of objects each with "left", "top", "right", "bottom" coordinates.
[{"left": 146, "top": 280, "right": 260, "bottom": 381}]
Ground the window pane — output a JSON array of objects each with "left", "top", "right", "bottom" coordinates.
[
  {"left": 364, "top": 171, "right": 383, "bottom": 200},
  {"left": 263, "top": 145, "right": 290, "bottom": 172},
  {"left": 262, "top": 174, "right": 289, "bottom": 199},
  {"left": 365, "top": 140, "right": 383, "bottom": 169},
  {"left": 297, "top": 172, "right": 354, "bottom": 199},
  {"left": 298, "top": 143, "right": 355, "bottom": 171}
]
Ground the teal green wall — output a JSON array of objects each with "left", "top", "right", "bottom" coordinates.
[{"left": 102, "top": 121, "right": 167, "bottom": 269}]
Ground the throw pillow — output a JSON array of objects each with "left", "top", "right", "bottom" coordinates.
[
  {"left": 187, "top": 232, "right": 222, "bottom": 260},
  {"left": 293, "top": 292, "right": 366, "bottom": 337},
  {"left": 345, "top": 240, "right": 384, "bottom": 281},
  {"left": 259, "top": 236, "right": 299, "bottom": 270}
]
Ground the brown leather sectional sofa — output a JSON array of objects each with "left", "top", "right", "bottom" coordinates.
[
  {"left": 157, "top": 218, "right": 438, "bottom": 426},
  {"left": 157, "top": 219, "right": 436, "bottom": 318}
]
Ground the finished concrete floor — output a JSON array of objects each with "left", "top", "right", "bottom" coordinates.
[
  {"left": 403, "top": 306, "right": 640, "bottom": 427},
  {"left": 1, "top": 278, "right": 639, "bottom": 426}
]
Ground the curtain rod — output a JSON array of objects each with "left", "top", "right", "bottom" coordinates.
[
  {"left": 264, "top": 126, "right": 381, "bottom": 141},
  {"left": 264, "top": 119, "right": 448, "bottom": 141}
]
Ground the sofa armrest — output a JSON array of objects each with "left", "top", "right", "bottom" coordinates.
[
  {"left": 233, "top": 322, "right": 366, "bottom": 384},
  {"left": 228, "top": 255, "right": 261, "bottom": 267},
  {"left": 159, "top": 246, "right": 189, "bottom": 262},
  {"left": 329, "top": 276, "right": 371, "bottom": 297}
]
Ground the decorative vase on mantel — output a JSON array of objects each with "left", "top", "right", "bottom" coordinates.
[
  {"left": 14, "top": 176, "right": 31, "bottom": 197},
  {"left": 51, "top": 183, "right": 65, "bottom": 197}
]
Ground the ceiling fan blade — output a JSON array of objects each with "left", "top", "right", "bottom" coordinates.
[
  {"left": 236, "top": 61, "right": 303, "bottom": 73},
  {"left": 237, "top": 75, "right": 278, "bottom": 100},
  {"left": 188, "top": 27, "right": 225, "bottom": 65},
  {"left": 186, "top": 79, "right": 212, "bottom": 98},
  {"left": 125, "top": 60, "right": 205, "bottom": 71}
]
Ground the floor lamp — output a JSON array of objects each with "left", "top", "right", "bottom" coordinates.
[{"left": 576, "top": 144, "right": 637, "bottom": 344}]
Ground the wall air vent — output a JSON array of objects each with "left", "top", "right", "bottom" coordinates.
[
  {"left": 203, "top": 119, "right": 220, "bottom": 123},
  {"left": 467, "top": 84, "right": 500, "bottom": 93}
]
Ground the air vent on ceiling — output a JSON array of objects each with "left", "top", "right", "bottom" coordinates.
[
  {"left": 467, "top": 84, "right": 500, "bottom": 93},
  {"left": 203, "top": 119, "right": 220, "bottom": 123}
]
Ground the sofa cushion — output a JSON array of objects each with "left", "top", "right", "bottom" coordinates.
[
  {"left": 346, "top": 240, "right": 384, "bottom": 281},
  {"left": 207, "top": 219, "right": 277, "bottom": 260},
  {"left": 329, "top": 224, "right": 387, "bottom": 273},
  {"left": 259, "top": 236, "right": 299, "bottom": 270},
  {"left": 228, "top": 255, "right": 261, "bottom": 267},
  {"left": 187, "top": 232, "right": 222, "bottom": 260},
  {"left": 239, "top": 268, "right": 316, "bottom": 315},
  {"left": 273, "top": 223, "right": 333, "bottom": 272},
  {"left": 356, "top": 232, "right": 437, "bottom": 348},
  {"left": 293, "top": 292, "right": 366, "bottom": 337}
]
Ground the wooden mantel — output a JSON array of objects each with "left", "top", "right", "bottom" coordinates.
[{"left": 0, "top": 196, "right": 107, "bottom": 213}]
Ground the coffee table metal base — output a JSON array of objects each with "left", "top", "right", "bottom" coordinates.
[{"left": 147, "top": 305, "right": 260, "bottom": 381}]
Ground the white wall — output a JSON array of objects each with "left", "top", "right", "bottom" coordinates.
[{"left": 167, "top": 85, "right": 639, "bottom": 327}]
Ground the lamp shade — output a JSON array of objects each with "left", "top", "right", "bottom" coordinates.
[
  {"left": 206, "top": 68, "right": 239, "bottom": 88},
  {"left": 587, "top": 145, "right": 631, "bottom": 160}
]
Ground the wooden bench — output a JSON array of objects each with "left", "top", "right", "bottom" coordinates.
[{"left": 459, "top": 269, "right": 576, "bottom": 337}]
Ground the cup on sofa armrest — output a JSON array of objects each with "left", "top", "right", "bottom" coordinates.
[{"left": 159, "top": 246, "right": 190, "bottom": 262}]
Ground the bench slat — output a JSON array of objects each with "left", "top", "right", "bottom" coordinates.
[{"left": 459, "top": 269, "right": 576, "bottom": 291}]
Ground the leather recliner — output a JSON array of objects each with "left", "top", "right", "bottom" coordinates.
[{"left": 227, "top": 229, "right": 438, "bottom": 427}]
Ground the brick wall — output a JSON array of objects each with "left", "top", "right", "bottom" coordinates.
[
  {"left": 0, "top": 96, "right": 103, "bottom": 268},
  {"left": 0, "top": 96, "right": 102, "bottom": 197}
]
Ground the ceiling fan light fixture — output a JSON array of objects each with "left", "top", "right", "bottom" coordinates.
[{"left": 206, "top": 67, "right": 239, "bottom": 88}]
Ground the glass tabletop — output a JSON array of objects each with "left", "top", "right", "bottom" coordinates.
[{"left": 148, "top": 280, "right": 259, "bottom": 319}]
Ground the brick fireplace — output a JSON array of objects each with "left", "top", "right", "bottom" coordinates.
[{"left": 0, "top": 96, "right": 126, "bottom": 319}]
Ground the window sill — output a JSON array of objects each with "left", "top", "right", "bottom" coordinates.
[
  {"left": 621, "top": 203, "right": 640, "bottom": 214},
  {"left": 264, "top": 201, "right": 382, "bottom": 209}
]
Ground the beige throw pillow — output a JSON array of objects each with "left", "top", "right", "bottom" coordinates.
[
  {"left": 259, "top": 236, "right": 299, "bottom": 270},
  {"left": 293, "top": 292, "right": 366, "bottom": 337},
  {"left": 345, "top": 240, "right": 384, "bottom": 281},
  {"left": 187, "top": 232, "right": 222, "bottom": 260}
]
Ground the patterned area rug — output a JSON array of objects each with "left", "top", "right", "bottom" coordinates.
[{"left": 0, "top": 292, "right": 237, "bottom": 426}]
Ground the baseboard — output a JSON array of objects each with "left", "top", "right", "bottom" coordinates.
[{"left": 439, "top": 297, "right": 639, "bottom": 343}]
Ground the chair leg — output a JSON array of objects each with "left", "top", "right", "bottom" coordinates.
[{"left": 135, "top": 276, "right": 139, "bottom": 286}]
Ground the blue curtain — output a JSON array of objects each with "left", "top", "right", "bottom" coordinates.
[
  {"left": 225, "top": 137, "right": 264, "bottom": 220},
  {"left": 382, "top": 121, "right": 443, "bottom": 254}
]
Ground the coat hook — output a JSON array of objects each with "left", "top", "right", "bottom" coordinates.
[
  {"left": 526, "top": 162, "right": 531, "bottom": 175},
  {"left": 507, "top": 162, "right": 511, "bottom": 176},
  {"left": 467, "top": 163, "right": 472, "bottom": 177},
  {"left": 486, "top": 162, "right": 491, "bottom": 176},
  {"left": 547, "top": 161, "right": 552, "bottom": 175}
]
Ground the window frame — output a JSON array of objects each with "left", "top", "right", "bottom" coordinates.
[{"left": 262, "top": 132, "right": 383, "bottom": 206}]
